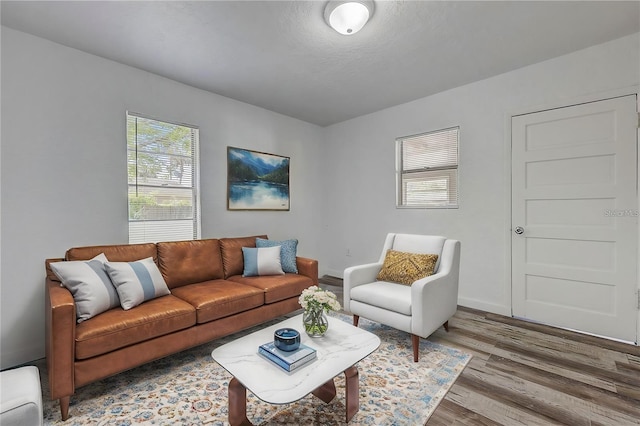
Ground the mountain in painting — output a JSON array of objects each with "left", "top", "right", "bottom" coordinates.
[{"left": 228, "top": 148, "right": 289, "bottom": 185}]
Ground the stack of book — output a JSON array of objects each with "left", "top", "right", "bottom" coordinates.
[{"left": 258, "top": 341, "right": 317, "bottom": 372}]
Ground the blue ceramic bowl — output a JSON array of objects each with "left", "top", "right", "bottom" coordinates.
[{"left": 274, "top": 328, "right": 300, "bottom": 352}]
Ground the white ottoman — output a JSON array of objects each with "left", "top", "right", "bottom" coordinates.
[{"left": 0, "top": 366, "right": 43, "bottom": 426}]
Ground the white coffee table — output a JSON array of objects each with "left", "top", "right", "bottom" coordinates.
[{"left": 211, "top": 313, "right": 380, "bottom": 425}]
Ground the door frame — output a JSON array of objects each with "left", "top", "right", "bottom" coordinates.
[{"left": 503, "top": 85, "right": 640, "bottom": 344}]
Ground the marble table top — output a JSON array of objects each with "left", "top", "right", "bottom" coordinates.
[{"left": 211, "top": 313, "right": 380, "bottom": 404}]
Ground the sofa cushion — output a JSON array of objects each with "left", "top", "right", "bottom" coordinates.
[
  {"left": 256, "top": 238, "right": 298, "bottom": 273},
  {"left": 157, "top": 239, "right": 224, "bottom": 288},
  {"left": 66, "top": 243, "right": 157, "bottom": 263},
  {"left": 220, "top": 235, "right": 267, "bottom": 278},
  {"left": 242, "top": 246, "right": 284, "bottom": 277},
  {"left": 49, "top": 253, "right": 120, "bottom": 323},
  {"left": 74, "top": 294, "right": 196, "bottom": 360},
  {"left": 105, "top": 257, "right": 171, "bottom": 310},
  {"left": 170, "top": 280, "right": 265, "bottom": 323},
  {"left": 227, "top": 273, "right": 312, "bottom": 304}
]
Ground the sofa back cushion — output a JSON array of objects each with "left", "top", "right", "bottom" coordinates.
[
  {"left": 157, "top": 239, "right": 224, "bottom": 288},
  {"left": 66, "top": 243, "right": 158, "bottom": 263},
  {"left": 219, "top": 235, "right": 267, "bottom": 278},
  {"left": 387, "top": 234, "right": 446, "bottom": 273}
]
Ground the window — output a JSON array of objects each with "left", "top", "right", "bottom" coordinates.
[
  {"left": 127, "top": 113, "right": 200, "bottom": 243},
  {"left": 396, "top": 127, "right": 459, "bottom": 208}
]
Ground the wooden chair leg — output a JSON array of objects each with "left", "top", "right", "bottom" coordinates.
[
  {"left": 411, "top": 334, "right": 419, "bottom": 362},
  {"left": 353, "top": 315, "right": 359, "bottom": 327},
  {"left": 443, "top": 320, "right": 449, "bottom": 332}
]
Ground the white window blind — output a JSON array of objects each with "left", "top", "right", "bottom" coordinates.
[
  {"left": 396, "top": 127, "right": 459, "bottom": 208},
  {"left": 127, "top": 113, "right": 200, "bottom": 243}
]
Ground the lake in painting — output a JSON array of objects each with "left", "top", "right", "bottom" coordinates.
[
  {"left": 227, "top": 147, "right": 290, "bottom": 210},
  {"left": 228, "top": 180, "right": 289, "bottom": 209}
]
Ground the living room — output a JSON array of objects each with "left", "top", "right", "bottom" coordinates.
[{"left": 1, "top": 1, "right": 639, "bottom": 424}]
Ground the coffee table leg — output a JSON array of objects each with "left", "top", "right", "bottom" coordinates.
[
  {"left": 229, "top": 377, "right": 253, "bottom": 426},
  {"left": 312, "top": 379, "right": 337, "bottom": 403},
  {"left": 344, "top": 366, "right": 359, "bottom": 422}
]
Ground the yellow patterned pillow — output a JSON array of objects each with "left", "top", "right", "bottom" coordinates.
[{"left": 376, "top": 250, "right": 439, "bottom": 285}]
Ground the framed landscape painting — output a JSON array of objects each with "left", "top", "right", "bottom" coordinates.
[{"left": 227, "top": 146, "right": 290, "bottom": 211}]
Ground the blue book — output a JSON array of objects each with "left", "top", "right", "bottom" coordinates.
[{"left": 258, "top": 341, "right": 317, "bottom": 372}]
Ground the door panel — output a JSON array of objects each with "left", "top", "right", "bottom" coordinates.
[{"left": 512, "top": 95, "right": 638, "bottom": 343}]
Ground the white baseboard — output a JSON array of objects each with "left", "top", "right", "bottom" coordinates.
[
  {"left": 457, "top": 297, "right": 511, "bottom": 317},
  {"left": 321, "top": 269, "right": 344, "bottom": 279}
]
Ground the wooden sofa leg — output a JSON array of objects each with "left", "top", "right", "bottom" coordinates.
[
  {"left": 412, "top": 334, "right": 419, "bottom": 362},
  {"left": 60, "top": 396, "right": 70, "bottom": 421},
  {"left": 353, "top": 315, "right": 359, "bottom": 327},
  {"left": 443, "top": 320, "right": 449, "bottom": 332}
]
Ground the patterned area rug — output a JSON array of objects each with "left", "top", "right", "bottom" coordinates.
[{"left": 39, "top": 312, "right": 471, "bottom": 425}]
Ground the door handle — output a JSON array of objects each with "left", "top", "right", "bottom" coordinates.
[{"left": 514, "top": 226, "right": 525, "bottom": 235}]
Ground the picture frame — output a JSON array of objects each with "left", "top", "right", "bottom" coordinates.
[{"left": 227, "top": 146, "right": 290, "bottom": 211}]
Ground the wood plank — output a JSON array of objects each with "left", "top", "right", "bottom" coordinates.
[
  {"left": 427, "top": 398, "right": 502, "bottom": 426},
  {"left": 495, "top": 340, "right": 640, "bottom": 388},
  {"left": 457, "top": 364, "right": 592, "bottom": 425},
  {"left": 628, "top": 354, "right": 640, "bottom": 368},
  {"left": 429, "top": 307, "right": 640, "bottom": 425},
  {"left": 488, "top": 355, "right": 640, "bottom": 420},
  {"left": 444, "top": 381, "right": 565, "bottom": 425},
  {"left": 485, "top": 312, "right": 640, "bottom": 356},
  {"left": 616, "top": 359, "right": 640, "bottom": 375},
  {"left": 615, "top": 382, "right": 640, "bottom": 402}
]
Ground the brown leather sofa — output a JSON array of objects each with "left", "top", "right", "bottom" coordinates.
[{"left": 44, "top": 235, "right": 318, "bottom": 420}]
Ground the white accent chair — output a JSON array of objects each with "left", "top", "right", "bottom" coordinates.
[
  {"left": 0, "top": 366, "right": 43, "bottom": 426},
  {"left": 344, "top": 233, "right": 460, "bottom": 362}
]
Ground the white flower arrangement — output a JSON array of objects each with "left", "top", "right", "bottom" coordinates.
[{"left": 298, "top": 285, "right": 341, "bottom": 312}]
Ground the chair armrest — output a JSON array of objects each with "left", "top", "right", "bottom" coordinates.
[
  {"left": 343, "top": 263, "right": 383, "bottom": 311},
  {"left": 45, "top": 278, "right": 76, "bottom": 400},
  {"left": 296, "top": 256, "right": 318, "bottom": 286},
  {"left": 410, "top": 240, "right": 461, "bottom": 337}
]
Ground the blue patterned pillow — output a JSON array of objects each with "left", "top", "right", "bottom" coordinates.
[
  {"left": 242, "top": 246, "right": 284, "bottom": 277},
  {"left": 256, "top": 238, "right": 298, "bottom": 274},
  {"left": 105, "top": 257, "right": 171, "bottom": 310}
]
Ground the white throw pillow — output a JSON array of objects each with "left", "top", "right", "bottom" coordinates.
[
  {"left": 50, "top": 253, "right": 120, "bottom": 323},
  {"left": 242, "top": 246, "right": 285, "bottom": 277},
  {"left": 256, "top": 238, "right": 298, "bottom": 273},
  {"left": 105, "top": 257, "right": 171, "bottom": 310}
]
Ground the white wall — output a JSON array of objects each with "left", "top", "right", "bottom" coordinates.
[
  {"left": 321, "top": 33, "right": 640, "bottom": 315},
  {"left": 0, "top": 27, "right": 325, "bottom": 368}
]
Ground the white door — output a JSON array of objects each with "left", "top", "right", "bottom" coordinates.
[{"left": 512, "top": 95, "right": 638, "bottom": 343}]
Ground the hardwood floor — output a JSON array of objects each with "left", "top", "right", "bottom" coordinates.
[{"left": 319, "top": 277, "right": 640, "bottom": 425}]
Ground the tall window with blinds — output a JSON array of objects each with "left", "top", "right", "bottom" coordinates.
[
  {"left": 127, "top": 113, "right": 200, "bottom": 243},
  {"left": 396, "top": 127, "right": 459, "bottom": 208}
]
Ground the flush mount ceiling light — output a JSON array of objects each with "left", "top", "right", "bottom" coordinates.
[{"left": 324, "top": 0, "right": 374, "bottom": 35}]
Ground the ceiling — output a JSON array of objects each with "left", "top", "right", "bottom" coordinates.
[{"left": 2, "top": 1, "right": 639, "bottom": 127}]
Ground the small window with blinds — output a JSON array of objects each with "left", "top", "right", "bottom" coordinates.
[
  {"left": 127, "top": 113, "right": 200, "bottom": 243},
  {"left": 396, "top": 127, "right": 459, "bottom": 208}
]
